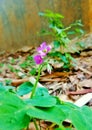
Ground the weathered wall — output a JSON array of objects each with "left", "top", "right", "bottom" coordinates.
[{"left": 0, "top": 0, "right": 91, "bottom": 52}]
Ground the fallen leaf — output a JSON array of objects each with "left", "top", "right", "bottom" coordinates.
[{"left": 79, "top": 79, "right": 92, "bottom": 88}]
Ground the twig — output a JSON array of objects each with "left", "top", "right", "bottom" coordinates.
[
  {"left": 67, "top": 88, "right": 92, "bottom": 95},
  {"left": 76, "top": 66, "right": 92, "bottom": 75}
]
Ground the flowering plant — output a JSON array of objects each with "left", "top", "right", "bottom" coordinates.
[{"left": 31, "top": 42, "right": 52, "bottom": 98}]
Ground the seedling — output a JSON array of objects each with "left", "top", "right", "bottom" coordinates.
[{"left": 39, "top": 10, "right": 84, "bottom": 69}]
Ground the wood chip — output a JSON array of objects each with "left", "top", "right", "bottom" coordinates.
[{"left": 74, "top": 93, "right": 92, "bottom": 107}]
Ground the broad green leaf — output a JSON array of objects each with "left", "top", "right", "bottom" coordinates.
[
  {"left": 0, "top": 82, "right": 6, "bottom": 91},
  {"left": 55, "top": 128, "right": 72, "bottom": 130},
  {"left": 0, "top": 82, "right": 15, "bottom": 92},
  {"left": 27, "top": 105, "right": 67, "bottom": 125},
  {"left": 69, "top": 106, "right": 92, "bottom": 130},
  {"left": 17, "top": 81, "right": 33, "bottom": 96},
  {"left": 57, "top": 101, "right": 78, "bottom": 113},
  {"left": 56, "top": 101, "right": 92, "bottom": 130},
  {"left": 35, "top": 87, "right": 49, "bottom": 97},
  {"left": 25, "top": 96, "right": 56, "bottom": 107},
  {"left": 17, "top": 81, "right": 49, "bottom": 97},
  {"left": 0, "top": 89, "right": 30, "bottom": 130}
]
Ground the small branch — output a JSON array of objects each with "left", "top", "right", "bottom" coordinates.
[
  {"left": 67, "top": 88, "right": 92, "bottom": 95},
  {"left": 77, "top": 66, "right": 92, "bottom": 75}
]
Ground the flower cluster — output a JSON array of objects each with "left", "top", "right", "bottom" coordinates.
[{"left": 34, "top": 42, "right": 51, "bottom": 64}]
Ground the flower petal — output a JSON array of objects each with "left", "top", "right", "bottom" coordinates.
[
  {"left": 34, "top": 55, "right": 43, "bottom": 64},
  {"left": 46, "top": 45, "right": 52, "bottom": 52},
  {"left": 40, "top": 42, "right": 47, "bottom": 49},
  {"left": 37, "top": 42, "right": 51, "bottom": 57}
]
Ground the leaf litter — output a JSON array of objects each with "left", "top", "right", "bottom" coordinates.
[{"left": 0, "top": 37, "right": 92, "bottom": 130}]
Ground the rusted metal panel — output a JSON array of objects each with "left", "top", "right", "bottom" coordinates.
[
  {"left": 0, "top": 0, "right": 91, "bottom": 52},
  {"left": 89, "top": 0, "right": 92, "bottom": 31}
]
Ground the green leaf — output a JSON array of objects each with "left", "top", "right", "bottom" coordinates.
[
  {"left": 39, "top": 10, "right": 64, "bottom": 19},
  {"left": 0, "top": 89, "right": 30, "bottom": 130},
  {"left": 76, "top": 42, "right": 85, "bottom": 48},
  {"left": 29, "top": 68, "right": 37, "bottom": 75},
  {"left": 25, "top": 96, "right": 56, "bottom": 107},
  {"left": 17, "top": 81, "right": 33, "bottom": 96},
  {"left": 49, "top": 51, "right": 62, "bottom": 57},
  {"left": 27, "top": 105, "right": 67, "bottom": 125},
  {"left": 69, "top": 106, "right": 92, "bottom": 130},
  {"left": 75, "top": 20, "right": 83, "bottom": 27},
  {"left": 67, "top": 31, "right": 76, "bottom": 35},
  {"left": 75, "top": 28, "right": 84, "bottom": 34},
  {"left": 35, "top": 87, "right": 50, "bottom": 97},
  {"left": 60, "top": 55, "right": 69, "bottom": 64},
  {"left": 0, "top": 82, "right": 15, "bottom": 92},
  {"left": 55, "top": 128, "right": 72, "bottom": 130},
  {"left": 53, "top": 41, "right": 61, "bottom": 48},
  {"left": 17, "top": 81, "right": 49, "bottom": 97}
]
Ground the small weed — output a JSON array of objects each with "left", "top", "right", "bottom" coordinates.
[
  {"left": 20, "top": 55, "right": 35, "bottom": 69},
  {"left": 39, "top": 10, "right": 84, "bottom": 69}
]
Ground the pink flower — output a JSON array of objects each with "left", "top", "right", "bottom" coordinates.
[
  {"left": 34, "top": 42, "right": 51, "bottom": 65},
  {"left": 37, "top": 42, "right": 51, "bottom": 57},
  {"left": 34, "top": 55, "right": 43, "bottom": 64}
]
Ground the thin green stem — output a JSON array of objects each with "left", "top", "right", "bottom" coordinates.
[
  {"left": 63, "top": 26, "right": 71, "bottom": 31},
  {"left": 38, "top": 120, "right": 42, "bottom": 130},
  {"left": 30, "top": 64, "right": 43, "bottom": 98},
  {"left": 33, "top": 118, "right": 39, "bottom": 130}
]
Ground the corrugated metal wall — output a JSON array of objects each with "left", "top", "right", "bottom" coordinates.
[{"left": 0, "top": 0, "right": 91, "bottom": 52}]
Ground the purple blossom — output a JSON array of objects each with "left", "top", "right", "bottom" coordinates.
[
  {"left": 37, "top": 42, "right": 51, "bottom": 57},
  {"left": 34, "top": 54, "right": 43, "bottom": 64}
]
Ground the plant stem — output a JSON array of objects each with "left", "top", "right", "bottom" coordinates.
[
  {"left": 30, "top": 64, "right": 42, "bottom": 98},
  {"left": 33, "top": 118, "right": 39, "bottom": 130},
  {"left": 63, "top": 26, "right": 71, "bottom": 31}
]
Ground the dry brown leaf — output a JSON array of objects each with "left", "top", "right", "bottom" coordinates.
[
  {"left": 69, "top": 75, "right": 79, "bottom": 85},
  {"left": 79, "top": 79, "right": 92, "bottom": 88},
  {"left": 41, "top": 72, "right": 70, "bottom": 78},
  {"left": 40, "top": 78, "right": 61, "bottom": 82}
]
